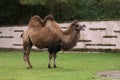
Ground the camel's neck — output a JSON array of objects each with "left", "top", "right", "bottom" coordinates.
[{"left": 61, "top": 27, "right": 80, "bottom": 50}]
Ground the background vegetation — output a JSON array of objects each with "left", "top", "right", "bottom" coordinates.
[{"left": 0, "top": 0, "right": 120, "bottom": 26}]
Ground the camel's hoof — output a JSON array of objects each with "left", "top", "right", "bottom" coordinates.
[
  {"left": 27, "top": 67, "right": 30, "bottom": 69},
  {"left": 27, "top": 66, "right": 32, "bottom": 69},
  {"left": 48, "top": 65, "right": 52, "bottom": 68},
  {"left": 30, "top": 66, "right": 33, "bottom": 68},
  {"left": 53, "top": 65, "right": 57, "bottom": 68}
]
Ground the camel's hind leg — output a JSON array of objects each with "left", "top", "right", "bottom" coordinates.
[{"left": 23, "top": 41, "right": 33, "bottom": 69}]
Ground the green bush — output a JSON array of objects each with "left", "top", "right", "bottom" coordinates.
[{"left": 0, "top": 0, "right": 120, "bottom": 26}]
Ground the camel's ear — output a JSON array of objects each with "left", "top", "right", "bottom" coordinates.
[
  {"left": 71, "top": 20, "right": 78, "bottom": 25},
  {"left": 20, "top": 33, "right": 23, "bottom": 38}
]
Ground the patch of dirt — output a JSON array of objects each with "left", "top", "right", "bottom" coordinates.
[{"left": 94, "top": 70, "right": 120, "bottom": 80}]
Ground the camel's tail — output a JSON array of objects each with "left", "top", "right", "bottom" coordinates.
[{"left": 20, "top": 33, "right": 23, "bottom": 38}]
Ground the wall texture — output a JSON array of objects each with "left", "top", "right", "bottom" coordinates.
[{"left": 0, "top": 21, "right": 120, "bottom": 51}]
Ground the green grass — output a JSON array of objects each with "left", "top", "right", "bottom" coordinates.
[{"left": 0, "top": 51, "right": 120, "bottom": 80}]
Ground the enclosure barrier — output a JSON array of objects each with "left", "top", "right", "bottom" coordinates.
[{"left": 0, "top": 21, "right": 120, "bottom": 52}]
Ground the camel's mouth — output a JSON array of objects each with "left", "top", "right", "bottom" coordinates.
[
  {"left": 75, "top": 25, "right": 86, "bottom": 33},
  {"left": 79, "top": 24, "right": 86, "bottom": 31}
]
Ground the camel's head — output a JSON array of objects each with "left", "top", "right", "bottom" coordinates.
[{"left": 71, "top": 20, "right": 86, "bottom": 33}]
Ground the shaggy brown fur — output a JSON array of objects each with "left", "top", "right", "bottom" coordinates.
[
  {"left": 21, "top": 15, "right": 86, "bottom": 69},
  {"left": 61, "top": 20, "right": 81, "bottom": 50}
]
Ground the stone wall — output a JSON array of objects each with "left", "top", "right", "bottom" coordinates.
[{"left": 0, "top": 21, "right": 120, "bottom": 51}]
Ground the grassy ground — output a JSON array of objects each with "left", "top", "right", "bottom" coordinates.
[{"left": 0, "top": 51, "right": 120, "bottom": 80}]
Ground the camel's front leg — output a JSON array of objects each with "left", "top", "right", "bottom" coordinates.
[
  {"left": 53, "top": 53, "right": 57, "bottom": 68},
  {"left": 48, "top": 53, "right": 52, "bottom": 68}
]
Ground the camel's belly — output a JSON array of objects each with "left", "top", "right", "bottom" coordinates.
[{"left": 32, "top": 41, "right": 49, "bottom": 49}]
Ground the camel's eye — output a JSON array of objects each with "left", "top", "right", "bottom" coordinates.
[{"left": 75, "top": 24, "right": 79, "bottom": 27}]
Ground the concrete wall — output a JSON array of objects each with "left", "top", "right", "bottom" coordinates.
[{"left": 0, "top": 21, "right": 120, "bottom": 51}]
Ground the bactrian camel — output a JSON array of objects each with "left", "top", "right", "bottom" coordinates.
[{"left": 21, "top": 15, "right": 86, "bottom": 69}]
